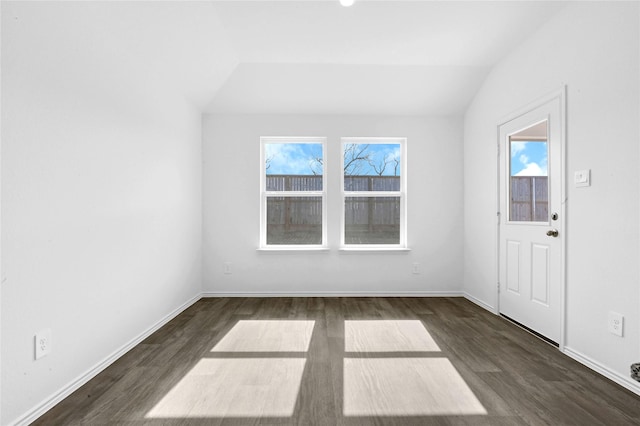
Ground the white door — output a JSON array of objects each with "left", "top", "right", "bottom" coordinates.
[{"left": 499, "top": 93, "right": 564, "bottom": 345}]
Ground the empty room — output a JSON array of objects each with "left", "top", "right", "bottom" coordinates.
[{"left": 2, "top": 0, "right": 640, "bottom": 424}]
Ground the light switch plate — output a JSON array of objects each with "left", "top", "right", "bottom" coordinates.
[{"left": 574, "top": 169, "right": 590, "bottom": 187}]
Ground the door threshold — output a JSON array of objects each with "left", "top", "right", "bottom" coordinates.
[{"left": 500, "top": 314, "right": 559, "bottom": 347}]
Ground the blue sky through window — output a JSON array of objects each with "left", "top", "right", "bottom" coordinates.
[
  {"left": 510, "top": 141, "right": 547, "bottom": 176},
  {"left": 265, "top": 143, "right": 402, "bottom": 176},
  {"left": 265, "top": 143, "right": 323, "bottom": 175},
  {"left": 343, "top": 143, "right": 401, "bottom": 176}
]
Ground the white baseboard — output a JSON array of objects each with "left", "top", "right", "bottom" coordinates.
[
  {"left": 12, "top": 294, "right": 201, "bottom": 426},
  {"left": 463, "top": 292, "right": 497, "bottom": 313},
  {"left": 463, "top": 295, "right": 640, "bottom": 397},
  {"left": 201, "top": 290, "right": 465, "bottom": 298},
  {"left": 563, "top": 347, "right": 640, "bottom": 397}
]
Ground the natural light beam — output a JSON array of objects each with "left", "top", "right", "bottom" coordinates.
[
  {"left": 343, "top": 358, "right": 487, "bottom": 416},
  {"left": 211, "top": 320, "right": 316, "bottom": 352},
  {"left": 345, "top": 320, "right": 441, "bottom": 352},
  {"left": 146, "top": 358, "right": 307, "bottom": 418}
]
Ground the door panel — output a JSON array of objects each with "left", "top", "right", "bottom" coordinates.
[
  {"left": 506, "top": 241, "right": 521, "bottom": 294},
  {"left": 499, "top": 95, "right": 564, "bottom": 345},
  {"left": 531, "top": 243, "right": 549, "bottom": 306}
]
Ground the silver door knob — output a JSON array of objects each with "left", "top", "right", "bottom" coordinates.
[{"left": 546, "top": 229, "right": 559, "bottom": 237}]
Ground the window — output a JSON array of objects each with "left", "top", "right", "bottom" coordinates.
[
  {"left": 341, "top": 138, "right": 406, "bottom": 248},
  {"left": 260, "top": 137, "right": 326, "bottom": 248},
  {"left": 509, "top": 121, "right": 548, "bottom": 222}
]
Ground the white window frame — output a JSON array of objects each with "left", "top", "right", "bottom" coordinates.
[
  {"left": 259, "top": 137, "right": 328, "bottom": 250},
  {"left": 341, "top": 137, "right": 407, "bottom": 250}
]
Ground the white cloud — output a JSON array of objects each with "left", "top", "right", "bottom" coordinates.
[
  {"left": 515, "top": 162, "right": 547, "bottom": 176},
  {"left": 511, "top": 140, "right": 547, "bottom": 176},
  {"left": 511, "top": 141, "right": 527, "bottom": 157}
]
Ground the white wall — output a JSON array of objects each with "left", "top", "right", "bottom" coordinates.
[
  {"left": 203, "top": 115, "right": 463, "bottom": 295},
  {"left": 464, "top": 2, "right": 639, "bottom": 389},
  {"left": 1, "top": 3, "right": 207, "bottom": 424}
]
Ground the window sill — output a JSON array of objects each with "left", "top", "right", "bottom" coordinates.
[
  {"left": 256, "top": 247, "right": 411, "bottom": 253},
  {"left": 339, "top": 247, "right": 411, "bottom": 253},
  {"left": 257, "top": 247, "right": 330, "bottom": 253}
]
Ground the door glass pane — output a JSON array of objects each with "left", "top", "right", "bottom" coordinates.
[
  {"left": 509, "top": 121, "right": 548, "bottom": 222},
  {"left": 267, "top": 196, "right": 322, "bottom": 245},
  {"left": 345, "top": 197, "right": 400, "bottom": 244},
  {"left": 265, "top": 143, "right": 323, "bottom": 191},
  {"left": 343, "top": 143, "right": 401, "bottom": 190}
]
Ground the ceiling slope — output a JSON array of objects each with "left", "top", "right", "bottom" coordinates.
[
  {"left": 5, "top": 1, "right": 566, "bottom": 116},
  {"left": 206, "top": 1, "right": 567, "bottom": 115},
  {"left": 4, "top": 1, "right": 239, "bottom": 111},
  {"left": 207, "top": 63, "right": 488, "bottom": 116}
]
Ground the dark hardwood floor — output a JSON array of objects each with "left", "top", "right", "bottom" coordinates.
[{"left": 35, "top": 297, "right": 640, "bottom": 425}]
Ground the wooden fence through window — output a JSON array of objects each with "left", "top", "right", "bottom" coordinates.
[
  {"left": 510, "top": 176, "right": 548, "bottom": 222},
  {"left": 266, "top": 175, "right": 401, "bottom": 230}
]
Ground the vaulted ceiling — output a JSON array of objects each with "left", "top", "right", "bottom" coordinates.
[
  {"left": 205, "top": 1, "right": 567, "bottom": 115},
  {"left": 7, "top": 1, "right": 566, "bottom": 117}
]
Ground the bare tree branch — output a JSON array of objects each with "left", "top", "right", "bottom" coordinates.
[
  {"left": 369, "top": 157, "right": 390, "bottom": 176},
  {"left": 309, "top": 157, "right": 323, "bottom": 175},
  {"left": 343, "top": 144, "right": 371, "bottom": 175}
]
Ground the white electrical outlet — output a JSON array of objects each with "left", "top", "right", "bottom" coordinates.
[
  {"left": 223, "top": 262, "right": 232, "bottom": 275},
  {"left": 412, "top": 263, "right": 420, "bottom": 274},
  {"left": 35, "top": 328, "right": 52, "bottom": 360},
  {"left": 608, "top": 312, "right": 624, "bottom": 337}
]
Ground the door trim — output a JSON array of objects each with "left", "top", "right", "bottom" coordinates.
[{"left": 496, "top": 86, "right": 567, "bottom": 351}]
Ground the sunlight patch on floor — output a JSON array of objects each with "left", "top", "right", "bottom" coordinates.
[
  {"left": 343, "top": 357, "right": 487, "bottom": 416},
  {"left": 211, "top": 320, "right": 316, "bottom": 352},
  {"left": 146, "top": 358, "right": 307, "bottom": 418},
  {"left": 345, "top": 320, "right": 441, "bottom": 352}
]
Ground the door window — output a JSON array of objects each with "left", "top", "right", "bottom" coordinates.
[{"left": 509, "top": 121, "right": 548, "bottom": 222}]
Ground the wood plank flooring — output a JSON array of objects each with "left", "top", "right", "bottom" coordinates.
[{"left": 34, "top": 298, "right": 640, "bottom": 425}]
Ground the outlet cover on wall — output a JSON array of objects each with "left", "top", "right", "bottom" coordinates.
[
  {"left": 608, "top": 312, "right": 624, "bottom": 337},
  {"left": 35, "top": 328, "right": 52, "bottom": 360}
]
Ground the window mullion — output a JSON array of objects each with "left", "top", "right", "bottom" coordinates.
[
  {"left": 266, "top": 191, "right": 324, "bottom": 197},
  {"left": 343, "top": 191, "right": 401, "bottom": 197}
]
